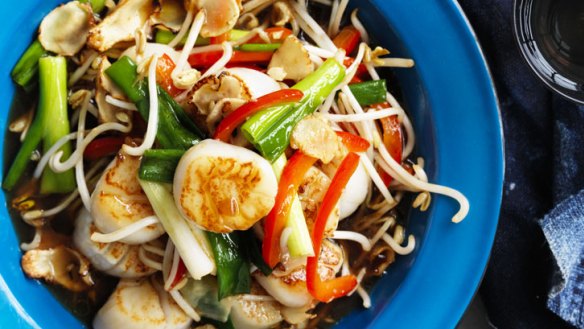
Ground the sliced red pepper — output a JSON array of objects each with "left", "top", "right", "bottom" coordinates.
[
  {"left": 156, "top": 53, "right": 184, "bottom": 97},
  {"left": 214, "top": 89, "right": 304, "bottom": 142},
  {"left": 349, "top": 76, "right": 363, "bottom": 84},
  {"left": 306, "top": 152, "right": 360, "bottom": 302},
  {"left": 343, "top": 57, "right": 368, "bottom": 83},
  {"left": 169, "top": 258, "right": 187, "bottom": 290},
  {"left": 333, "top": 26, "right": 361, "bottom": 54},
  {"left": 263, "top": 152, "right": 318, "bottom": 268},
  {"left": 335, "top": 131, "right": 370, "bottom": 152},
  {"left": 248, "top": 27, "right": 293, "bottom": 43},
  {"left": 371, "top": 102, "right": 403, "bottom": 185},
  {"left": 83, "top": 137, "right": 125, "bottom": 160},
  {"left": 188, "top": 50, "right": 274, "bottom": 69}
]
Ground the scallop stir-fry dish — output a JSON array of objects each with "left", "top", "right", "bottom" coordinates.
[{"left": 4, "top": 0, "right": 470, "bottom": 328}]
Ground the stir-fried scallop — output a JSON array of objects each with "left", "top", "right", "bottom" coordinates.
[
  {"left": 74, "top": 208, "right": 159, "bottom": 278},
  {"left": 230, "top": 296, "right": 283, "bottom": 329},
  {"left": 74, "top": 208, "right": 130, "bottom": 271},
  {"left": 337, "top": 160, "right": 369, "bottom": 219},
  {"left": 226, "top": 68, "right": 281, "bottom": 99},
  {"left": 91, "top": 151, "right": 165, "bottom": 245},
  {"left": 184, "top": 69, "right": 280, "bottom": 132},
  {"left": 88, "top": 0, "right": 155, "bottom": 52},
  {"left": 38, "top": 1, "right": 94, "bottom": 56},
  {"left": 94, "top": 277, "right": 191, "bottom": 329},
  {"left": 173, "top": 139, "right": 278, "bottom": 233},
  {"left": 321, "top": 155, "right": 370, "bottom": 220},
  {"left": 184, "top": 72, "right": 251, "bottom": 131},
  {"left": 254, "top": 240, "right": 344, "bottom": 308},
  {"left": 184, "top": 0, "right": 241, "bottom": 37}
]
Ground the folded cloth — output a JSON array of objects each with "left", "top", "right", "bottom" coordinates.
[
  {"left": 456, "top": 0, "right": 584, "bottom": 328},
  {"left": 541, "top": 190, "right": 584, "bottom": 329}
]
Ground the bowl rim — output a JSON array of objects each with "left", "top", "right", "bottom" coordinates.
[{"left": 0, "top": 1, "right": 504, "bottom": 329}]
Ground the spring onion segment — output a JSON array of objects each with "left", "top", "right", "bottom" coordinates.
[
  {"left": 271, "top": 155, "right": 314, "bottom": 257},
  {"left": 242, "top": 57, "right": 346, "bottom": 161},
  {"left": 139, "top": 179, "right": 215, "bottom": 280},
  {"left": 106, "top": 56, "right": 205, "bottom": 149},
  {"left": 18, "top": 55, "right": 76, "bottom": 194},
  {"left": 348, "top": 79, "right": 387, "bottom": 106},
  {"left": 11, "top": 40, "right": 47, "bottom": 92},
  {"left": 206, "top": 232, "right": 251, "bottom": 300},
  {"left": 139, "top": 149, "right": 184, "bottom": 183},
  {"left": 173, "top": 139, "right": 278, "bottom": 233}
]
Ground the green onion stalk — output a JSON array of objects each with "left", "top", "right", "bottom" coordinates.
[
  {"left": 106, "top": 56, "right": 205, "bottom": 149},
  {"left": 241, "top": 57, "right": 346, "bottom": 162},
  {"left": 11, "top": 40, "right": 48, "bottom": 92},
  {"left": 155, "top": 28, "right": 249, "bottom": 47},
  {"left": 348, "top": 79, "right": 388, "bottom": 106},
  {"left": 4, "top": 56, "right": 75, "bottom": 193}
]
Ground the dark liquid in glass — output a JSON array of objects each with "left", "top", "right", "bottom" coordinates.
[{"left": 532, "top": 0, "right": 584, "bottom": 82}]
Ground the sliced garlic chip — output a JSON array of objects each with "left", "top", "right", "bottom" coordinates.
[{"left": 39, "top": 1, "right": 94, "bottom": 56}]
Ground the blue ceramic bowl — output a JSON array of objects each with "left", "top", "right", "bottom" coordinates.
[{"left": 0, "top": 1, "right": 503, "bottom": 328}]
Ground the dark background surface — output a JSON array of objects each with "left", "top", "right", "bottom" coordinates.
[{"left": 455, "top": 0, "right": 584, "bottom": 328}]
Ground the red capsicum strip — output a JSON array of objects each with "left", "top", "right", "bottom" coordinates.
[
  {"left": 214, "top": 89, "right": 304, "bottom": 142},
  {"left": 333, "top": 26, "right": 361, "bottom": 54},
  {"left": 156, "top": 54, "right": 184, "bottom": 97},
  {"left": 83, "top": 137, "right": 125, "bottom": 160},
  {"left": 169, "top": 258, "right": 187, "bottom": 290},
  {"left": 343, "top": 57, "right": 368, "bottom": 84},
  {"left": 189, "top": 50, "right": 274, "bottom": 69},
  {"left": 372, "top": 102, "right": 403, "bottom": 186},
  {"left": 210, "top": 32, "right": 229, "bottom": 44},
  {"left": 262, "top": 151, "right": 318, "bottom": 268},
  {"left": 306, "top": 152, "right": 360, "bottom": 302},
  {"left": 335, "top": 131, "right": 370, "bottom": 152}
]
